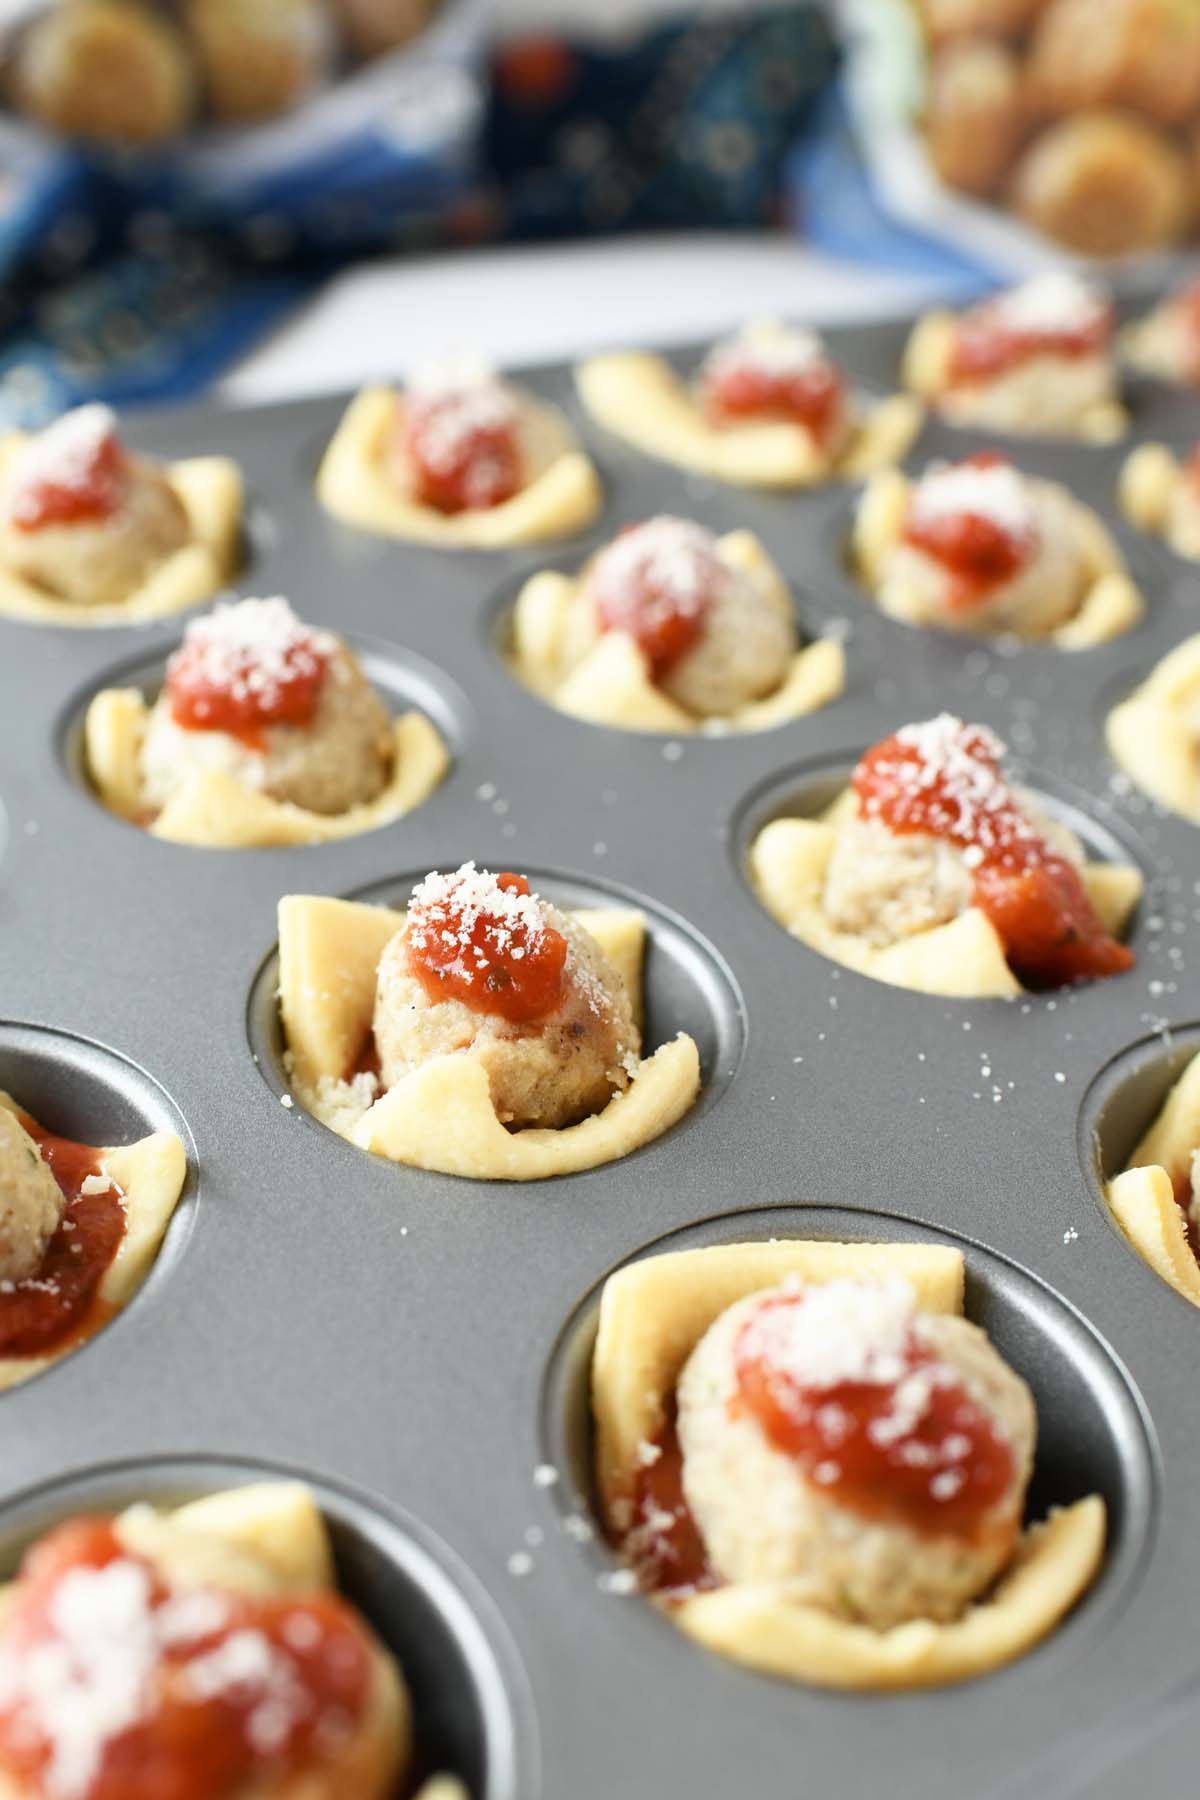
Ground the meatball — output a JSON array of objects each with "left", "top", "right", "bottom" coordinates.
[
  {"left": 1028, "top": 0, "right": 1200, "bottom": 126},
  {"left": 334, "top": 0, "right": 434, "bottom": 58},
  {"left": 926, "top": 39, "right": 1026, "bottom": 198},
  {"left": 184, "top": 0, "right": 330, "bottom": 123},
  {"left": 573, "top": 518, "right": 795, "bottom": 718},
  {"left": 918, "top": 0, "right": 1046, "bottom": 43},
  {"left": 0, "top": 406, "right": 190, "bottom": 609},
  {"left": 1013, "top": 112, "right": 1190, "bottom": 257},
  {"left": 0, "top": 1110, "right": 63, "bottom": 1286},
  {"left": 374, "top": 865, "right": 640, "bottom": 1130},
  {"left": 824, "top": 782, "right": 1083, "bottom": 947},
  {"left": 140, "top": 596, "right": 395, "bottom": 817},
  {"left": 677, "top": 1279, "right": 1035, "bottom": 1630},
  {"left": 876, "top": 470, "right": 1092, "bottom": 636},
  {"left": 13, "top": 0, "right": 194, "bottom": 145}
]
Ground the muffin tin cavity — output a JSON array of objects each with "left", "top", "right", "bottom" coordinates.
[
  {"left": 247, "top": 865, "right": 748, "bottom": 1136},
  {"left": 542, "top": 1205, "right": 1159, "bottom": 1656},
  {"left": 59, "top": 631, "right": 470, "bottom": 826},
  {"left": 0, "top": 1457, "right": 538, "bottom": 1800},
  {"left": 1080, "top": 1025, "right": 1200, "bottom": 1201}
]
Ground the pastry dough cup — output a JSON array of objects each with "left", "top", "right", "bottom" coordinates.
[
  {"left": 749, "top": 791, "right": 1142, "bottom": 1000},
  {"left": 0, "top": 1481, "right": 434, "bottom": 1800},
  {"left": 510, "top": 529, "right": 844, "bottom": 736},
  {"left": 1107, "top": 634, "right": 1200, "bottom": 821},
  {"left": 1118, "top": 443, "right": 1200, "bottom": 561},
  {"left": 593, "top": 1238, "right": 1106, "bottom": 1690},
  {"left": 852, "top": 466, "right": 1144, "bottom": 648},
  {"left": 278, "top": 895, "right": 701, "bottom": 1181},
  {"left": 84, "top": 687, "right": 450, "bottom": 849},
  {"left": 901, "top": 312, "right": 1129, "bottom": 443},
  {"left": 0, "top": 1091, "right": 187, "bottom": 1393},
  {"left": 575, "top": 350, "right": 922, "bottom": 488},
  {"left": 1107, "top": 1047, "right": 1200, "bottom": 1309},
  {"left": 0, "top": 440, "right": 243, "bottom": 627},
  {"left": 316, "top": 386, "right": 602, "bottom": 547}
]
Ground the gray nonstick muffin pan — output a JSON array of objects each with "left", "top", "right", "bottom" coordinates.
[{"left": 2, "top": 308, "right": 1199, "bottom": 1800}]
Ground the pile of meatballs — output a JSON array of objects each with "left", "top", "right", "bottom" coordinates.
[
  {"left": 3, "top": 0, "right": 439, "bottom": 146},
  {"left": 919, "top": 0, "right": 1200, "bottom": 257}
]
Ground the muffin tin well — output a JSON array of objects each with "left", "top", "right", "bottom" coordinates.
[{"left": 2, "top": 311, "right": 1200, "bottom": 1800}]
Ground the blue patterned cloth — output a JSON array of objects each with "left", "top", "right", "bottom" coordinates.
[{"left": 0, "top": 5, "right": 836, "bottom": 427}]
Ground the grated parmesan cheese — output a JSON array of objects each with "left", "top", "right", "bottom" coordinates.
[
  {"left": 585, "top": 515, "right": 721, "bottom": 625},
  {"left": 406, "top": 353, "right": 520, "bottom": 477},
  {"left": 983, "top": 270, "right": 1109, "bottom": 339},
  {"left": 909, "top": 460, "right": 1036, "bottom": 539},
  {"left": 167, "top": 596, "right": 333, "bottom": 711},
  {"left": 5, "top": 405, "right": 124, "bottom": 527},
  {"left": 859, "top": 713, "right": 1036, "bottom": 858},
  {"left": 702, "top": 320, "right": 832, "bottom": 383}
]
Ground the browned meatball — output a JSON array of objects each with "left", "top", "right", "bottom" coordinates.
[
  {"left": 926, "top": 39, "right": 1027, "bottom": 197},
  {"left": 0, "top": 1110, "right": 62, "bottom": 1286},
  {"left": 333, "top": 0, "right": 435, "bottom": 58},
  {"left": 1028, "top": 0, "right": 1200, "bottom": 125},
  {"left": 1012, "top": 111, "right": 1190, "bottom": 255},
  {"left": 184, "top": 0, "right": 330, "bottom": 123},
  {"left": 13, "top": 0, "right": 194, "bottom": 146},
  {"left": 918, "top": 0, "right": 1047, "bottom": 44}
]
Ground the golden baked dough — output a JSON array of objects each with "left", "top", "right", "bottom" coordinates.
[
  {"left": 852, "top": 465, "right": 1142, "bottom": 646},
  {"left": 902, "top": 309, "right": 1127, "bottom": 442},
  {"left": 0, "top": 1481, "right": 426, "bottom": 1800},
  {"left": 0, "top": 439, "right": 241, "bottom": 626},
  {"left": 316, "top": 386, "right": 602, "bottom": 547},
  {"left": 1027, "top": 0, "right": 1200, "bottom": 126},
  {"left": 575, "top": 349, "right": 922, "bottom": 489},
  {"left": 926, "top": 39, "right": 1027, "bottom": 198},
  {"left": 1107, "top": 634, "right": 1200, "bottom": 820},
  {"left": 1106, "top": 1048, "right": 1200, "bottom": 1308},
  {"left": 1118, "top": 442, "right": 1200, "bottom": 561},
  {"left": 510, "top": 529, "right": 844, "bottom": 735},
  {"left": 593, "top": 1239, "right": 1105, "bottom": 1689},
  {"left": 85, "top": 686, "right": 449, "bottom": 848},
  {"left": 749, "top": 796, "right": 1142, "bottom": 999},
  {"left": 278, "top": 895, "right": 700, "bottom": 1180},
  {"left": 0, "top": 1090, "right": 187, "bottom": 1393}
]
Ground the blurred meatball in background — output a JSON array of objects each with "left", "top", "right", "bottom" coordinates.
[
  {"left": 184, "top": 0, "right": 331, "bottom": 124},
  {"left": 13, "top": 0, "right": 194, "bottom": 145},
  {"left": 918, "top": 0, "right": 1048, "bottom": 46},
  {"left": 1027, "top": 0, "right": 1200, "bottom": 127},
  {"left": 333, "top": 0, "right": 434, "bottom": 59},
  {"left": 926, "top": 39, "right": 1027, "bottom": 196},
  {"left": 1013, "top": 109, "right": 1192, "bottom": 255}
]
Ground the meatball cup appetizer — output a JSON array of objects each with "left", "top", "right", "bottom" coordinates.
[
  {"left": 10, "top": 0, "right": 196, "bottom": 145},
  {"left": 84, "top": 595, "right": 448, "bottom": 849},
  {"left": 0, "top": 1481, "right": 463, "bottom": 1800},
  {"left": 576, "top": 321, "right": 921, "bottom": 489},
  {"left": 1106, "top": 634, "right": 1200, "bottom": 821},
  {"left": 1118, "top": 440, "right": 1200, "bottom": 562},
  {"left": 0, "top": 405, "right": 242, "bottom": 627},
  {"left": 0, "top": 1092, "right": 186, "bottom": 1393},
  {"left": 902, "top": 272, "right": 1126, "bottom": 441},
  {"left": 593, "top": 1238, "right": 1105, "bottom": 1688},
  {"left": 317, "top": 353, "right": 602, "bottom": 547},
  {"left": 1124, "top": 275, "right": 1200, "bottom": 390},
  {"left": 751, "top": 715, "right": 1141, "bottom": 999},
  {"left": 278, "top": 863, "right": 701, "bottom": 1179},
  {"left": 853, "top": 452, "right": 1142, "bottom": 647},
  {"left": 511, "top": 515, "right": 844, "bottom": 735},
  {"left": 1107, "top": 1048, "right": 1200, "bottom": 1309}
]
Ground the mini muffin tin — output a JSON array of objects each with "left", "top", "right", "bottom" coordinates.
[{"left": 2, "top": 309, "right": 1200, "bottom": 1799}]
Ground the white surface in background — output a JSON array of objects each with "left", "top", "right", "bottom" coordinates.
[{"left": 220, "top": 235, "right": 939, "bottom": 405}]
